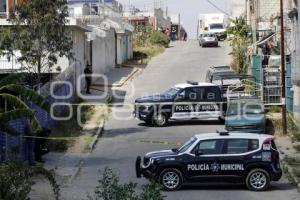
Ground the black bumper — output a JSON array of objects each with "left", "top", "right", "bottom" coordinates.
[
  {"left": 203, "top": 42, "right": 218, "bottom": 46},
  {"left": 272, "top": 170, "right": 282, "bottom": 181},
  {"left": 134, "top": 110, "right": 152, "bottom": 121},
  {"left": 135, "top": 156, "right": 155, "bottom": 179}
]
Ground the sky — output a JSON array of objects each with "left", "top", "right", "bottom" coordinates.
[{"left": 118, "top": 0, "right": 232, "bottom": 38}]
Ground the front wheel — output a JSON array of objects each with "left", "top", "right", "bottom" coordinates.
[
  {"left": 246, "top": 169, "right": 270, "bottom": 191},
  {"left": 159, "top": 168, "right": 183, "bottom": 191},
  {"left": 152, "top": 113, "right": 168, "bottom": 127}
]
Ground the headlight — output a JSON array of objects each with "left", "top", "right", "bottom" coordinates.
[{"left": 144, "top": 158, "right": 154, "bottom": 168}]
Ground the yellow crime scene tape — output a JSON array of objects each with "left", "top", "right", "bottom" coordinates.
[{"left": 22, "top": 135, "right": 181, "bottom": 146}]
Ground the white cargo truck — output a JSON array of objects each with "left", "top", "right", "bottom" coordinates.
[{"left": 197, "top": 13, "right": 227, "bottom": 41}]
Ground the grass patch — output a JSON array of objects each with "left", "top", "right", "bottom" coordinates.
[
  {"left": 46, "top": 99, "right": 108, "bottom": 152},
  {"left": 80, "top": 104, "right": 96, "bottom": 124},
  {"left": 269, "top": 113, "right": 300, "bottom": 141},
  {"left": 284, "top": 156, "right": 300, "bottom": 182},
  {"left": 133, "top": 45, "right": 165, "bottom": 64},
  {"left": 266, "top": 106, "right": 281, "bottom": 113}
]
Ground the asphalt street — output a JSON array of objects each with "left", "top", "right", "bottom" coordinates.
[{"left": 62, "top": 40, "right": 300, "bottom": 200}]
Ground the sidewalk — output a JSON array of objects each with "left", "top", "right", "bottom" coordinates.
[
  {"left": 277, "top": 135, "right": 300, "bottom": 190},
  {"left": 92, "top": 66, "right": 140, "bottom": 88},
  {"left": 29, "top": 65, "right": 140, "bottom": 200}
]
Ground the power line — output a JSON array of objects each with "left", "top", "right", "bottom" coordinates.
[{"left": 206, "top": 0, "right": 231, "bottom": 16}]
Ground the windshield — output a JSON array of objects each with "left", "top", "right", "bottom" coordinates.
[
  {"left": 177, "top": 137, "right": 197, "bottom": 153},
  {"left": 163, "top": 87, "right": 180, "bottom": 98},
  {"left": 203, "top": 33, "right": 215, "bottom": 37},
  {"left": 227, "top": 102, "right": 264, "bottom": 116},
  {"left": 212, "top": 71, "right": 235, "bottom": 80},
  {"left": 210, "top": 23, "right": 224, "bottom": 29}
]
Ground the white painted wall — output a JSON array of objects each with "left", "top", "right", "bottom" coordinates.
[
  {"left": 92, "top": 28, "right": 116, "bottom": 76},
  {"left": 116, "top": 34, "right": 123, "bottom": 65},
  {"left": 293, "top": 85, "right": 300, "bottom": 124},
  {"left": 60, "top": 27, "right": 86, "bottom": 89}
]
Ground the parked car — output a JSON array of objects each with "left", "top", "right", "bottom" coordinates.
[
  {"left": 136, "top": 131, "right": 282, "bottom": 191},
  {"left": 199, "top": 33, "right": 218, "bottom": 47},
  {"left": 225, "top": 99, "right": 266, "bottom": 134},
  {"left": 205, "top": 65, "right": 236, "bottom": 83},
  {"left": 134, "top": 81, "right": 227, "bottom": 127}
]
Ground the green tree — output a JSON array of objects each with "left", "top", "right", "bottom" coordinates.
[
  {"left": 0, "top": 73, "right": 51, "bottom": 135},
  {"left": 226, "top": 17, "right": 250, "bottom": 73},
  {"left": 0, "top": 0, "right": 72, "bottom": 91}
]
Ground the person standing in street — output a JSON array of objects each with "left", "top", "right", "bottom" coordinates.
[{"left": 84, "top": 63, "right": 92, "bottom": 94}]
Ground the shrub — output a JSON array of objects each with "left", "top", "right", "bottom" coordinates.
[
  {"left": 87, "top": 168, "right": 164, "bottom": 200},
  {"left": 149, "top": 32, "right": 171, "bottom": 47},
  {"left": 0, "top": 161, "right": 60, "bottom": 200}
]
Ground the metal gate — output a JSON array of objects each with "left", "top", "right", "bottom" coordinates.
[{"left": 262, "top": 65, "right": 282, "bottom": 105}]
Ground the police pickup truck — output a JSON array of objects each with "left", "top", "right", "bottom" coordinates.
[
  {"left": 134, "top": 81, "right": 226, "bottom": 126},
  {"left": 135, "top": 131, "right": 282, "bottom": 191}
]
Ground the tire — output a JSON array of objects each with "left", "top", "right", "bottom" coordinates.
[
  {"left": 246, "top": 169, "right": 270, "bottom": 191},
  {"left": 152, "top": 113, "right": 168, "bottom": 127},
  {"left": 159, "top": 168, "right": 183, "bottom": 191}
]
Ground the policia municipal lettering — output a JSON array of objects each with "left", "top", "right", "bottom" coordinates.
[{"left": 187, "top": 163, "right": 244, "bottom": 172}]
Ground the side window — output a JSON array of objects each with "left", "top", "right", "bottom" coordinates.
[
  {"left": 226, "top": 139, "right": 249, "bottom": 154},
  {"left": 205, "top": 86, "right": 220, "bottom": 101},
  {"left": 192, "top": 139, "right": 223, "bottom": 155},
  {"left": 178, "top": 87, "right": 203, "bottom": 101}
]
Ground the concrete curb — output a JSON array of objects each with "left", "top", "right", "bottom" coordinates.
[
  {"left": 120, "top": 63, "right": 145, "bottom": 68},
  {"left": 68, "top": 120, "right": 105, "bottom": 184},
  {"left": 281, "top": 160, "right": 300, "bottom": 191},
  {"left": 88, "top": 120, "right": 105, "bottom": 152},
  {"left": 92, "top": 68, "right": 140, "bottom": 88}
]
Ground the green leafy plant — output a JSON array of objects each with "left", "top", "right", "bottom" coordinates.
[
  {"left": 0, "top": 73, "right": 51, "bottom": 135},
  {"left": 132, "top": 25, "right": 169, "bottom": 63},
  {"left": 87, "top": 168, "right": 164, "bottom": 200},
  {"left": 149, "top": 32, "right": 171, "bottom": 47},
  {"left": 0, "top": 161, "right": 60, "bottom": 200},
  {"left": 226, "top": 17, "right": 251, "bottom": 73},
  {"left": 0, "top": 0, "right": 72, "bottom": 91}
]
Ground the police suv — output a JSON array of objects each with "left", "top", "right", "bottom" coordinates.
[
  {"left": 135, "top": 131, "right": 282, "bottom": 191},
  {"left": 134, "top": 81, "right": 226, "bottom": 126}
]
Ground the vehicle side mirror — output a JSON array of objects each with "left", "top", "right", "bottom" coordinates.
[{"left": 195, "top": 150, "right": 203, "bottom": 156}]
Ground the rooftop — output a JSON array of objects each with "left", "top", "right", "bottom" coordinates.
[{"left": 194, "top": 132, "right": 273, "bottom": 140}]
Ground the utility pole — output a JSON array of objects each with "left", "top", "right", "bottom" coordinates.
[{"left": 280, "top": 0, "right": 287, "bottom": 135}]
